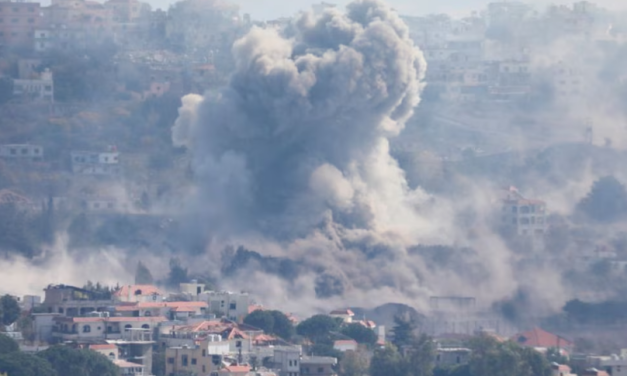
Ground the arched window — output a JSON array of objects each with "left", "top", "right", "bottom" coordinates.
[
  {"left": 83, "top": 325, "right": 91, "bottom": 333},
  {"left": 134, "top": 289, "right": 143, "bottom": 295},
  {"left": 141, "top": 324, "right": 150, "bottom": 330},
  {"left": 124, "top": 324, "right": 132, "bottom": 331},
  {"left": 108, "top": 352, "right": 115, "bottom": 360}
]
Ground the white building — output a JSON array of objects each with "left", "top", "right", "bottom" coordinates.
[
  {"left": 329, "top": 309, "right": 354, "bottom": 323},
  {"left": 13, "top": 69, "right": 54, "bottom": 102},
  {"left": 273, "top": 348, "right": 301, "bottom": 376},
  {"left": 333, "top": 339, "right": 358, "bottom": 352},
  {"left": 71, "top": 149, "right": 121, "bottom": 175},
  {"left": 200, "top": 291, "right": 250, "bottom": 322},
  {"left": 500, "top": 186, "right": 547, "bottom": 236},
  {"left": 0, "top": 144, "right": 43, "bottom": 161}
]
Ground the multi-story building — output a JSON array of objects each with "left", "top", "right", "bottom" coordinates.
[
  {"left": 114, "top": 284, "right": 164, "bottom": 303},
  {"left": 0, "top": 0, "right": 43, "bottom": 50},
  {"left": 0, "top": 144, "right": 43, "bottom": 160},
  {"left": 200, "top": 291, "right": 250, "bottom": 322},
  {"left": 13, "top": 69, "right": 54, "bottom": 102},
  {"left": 41, "top": 284, "right": 116, "bottom": 316},
  {"left": 165, "top": 334, "right": 230, "bottom": 376},
  {"left": 500, "top": 186, "right": 547, "bottom": 236},
  {"left": 300, "top": 356, "right": 337, "bottom": 376},
  {"left": 71, "top": 148, "right": 121, "bottom": 175},
  {"left": 51, "top": 313, "right": 166, "bottom": 342}
]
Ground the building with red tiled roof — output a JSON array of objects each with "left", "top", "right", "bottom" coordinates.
[
  {"left": 113, "top": 285, "right": 164, "bottom": 303},
  {"left": 219, "top": 364, "right": 251, "bottom": 376},
  {"left": 334, "top": 339, "right": 358, "bottom": 352},
  {"left": 513, "top": 327, "right": 573, "bottom": 351},
  {"left": 89, "top": 343, "right": 118, "bottom": 360},
  {"left": 115, "top": 301, "right": 207, "bottom": 320},
  {"left": 330, "top": 309, "right": 355, "bottom": 323},
  {"left": 52, "top": 315, "right": 165, "bottom": 343}
]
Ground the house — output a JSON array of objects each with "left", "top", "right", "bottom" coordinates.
[
  {"left": 51, "top": 315, "right": 166, "bottom": 342},
  {"left": 329, "top": 309, "right": 354, "bottom": 323},
  {"left": 435, "top": 347, "right": 471, "bottom": 367},
  {"left": 273, "top": 348, "right": 301, "bottom": 376},
  {"left": 300, "top": 356, "right": 338, "bottom": 376},
  {"left": 551, "top": 363, "right": 577, "bottom": 376},
  {"left": 333, "top": 339, "right": 358, "bottom": 352},
  {"left": 0, "top": 189, "right": 40, "bottom": 212},
  {"left": 581, "top": 369, "right": 610, "bottom": 376},
  {"left": 89, "top": 343, "right": 119, "bottom": 360},
  {"left": 0, "top": 1, "right": 43, "bottom": 50},
  {"left": 165, "top": 336, "right": 227, "bottom": 376},
  {"left": 0, "top": 144, "right": 43, "bottom": 161},
  {"left": 512, "top": 327, "right": 573, "bottom": 353},
  {"left": 71, "top": 147, "right": 120, "bottom": 175},
  {"left": 201, "top": 291, "right": 250, "bottom": 322},
  {"left": 114, "top": 301, "right": 208, "bottom": 320},
  {"left": 217, "top": 364, "right": 251, "bottom": 376},
  {"left": 500, "top": 186, "right": 547, "bottom": 236},
  {"left": 41, "top": 284, "right": 116, "bottom": 317},
  {"left": 114, "top": 359, "right": 149, "bottom": 376},
  {"left": 13, "top": 69, "right": 54, "bottom": 102},
  {"left": 114, "top": 285, "right": 164, "bottom": 303},
  {"left": 601, "top": 356, "right": 627, "bottom": 376}
]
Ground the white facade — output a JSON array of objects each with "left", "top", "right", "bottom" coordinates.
[
  {"left": 71, "top": 151, "right": 121, "bottom": 175},
  {"left": 0, "top": 144, "right": 43, "bottom": 160},
  {"left": 273, "top": 348, "right": 301, "bottom": 376},
  {"left": 201, "top": 291, "right": 250, "bottom": 322},
  {"left": 13, "top": 70, "right": 54, "bottom": 102},
  {"left": 333, "top": 340, "right": 358, "bottom": 352},
  {"left": 602, "top": 357, "right": 627, "bottom": 376}
]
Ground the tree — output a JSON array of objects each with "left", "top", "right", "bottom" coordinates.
[
  {"left": 578, "top": 176, "right": 627, "bottom": 222},
  {"left": 404, "top": 334, "right": 435, "bottom": 376},
  {"left": 152, "top": 350, "right": 166, "bottom": 376},
  {"left": 244, "top": 310, "right": 275, "bottom": 334},
  {"left": 296, "top": 315, "right": 341, "bottom": 342},
  {"left": 340, "top": 323, "right": 378, "bottom": 345},
  {"left": 467, "top": 334, "right": 551, "bottom": 376},
  {"left": 339, "top": 349, "right": 370, "bottom": 376},
  {"left": 391, "top": 315, "right": 416, "bottom": 350},
  {"left": 0, "top": 334, "right": 19, "bottom": 355},
  {"left": 0, "top": 295, "right": 21, "bottom": 326},
  {"left": 270, "top": 310, "right": 295, "bottom": 340},
  {"left": 38, "top": 345, "right": 120, "bottom": 376},
  {"left": 135, "top": 261, "right": 154, "bottom": 285},
  {"left": 0, "top": 351, "right": 57, "bottom": 376},
  {"left": 370, "top": 343, "right": 403, "bottom": 376}
]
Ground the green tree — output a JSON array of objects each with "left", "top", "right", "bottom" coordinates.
[
  {"left": 269, "top": 310, "right": 295, "bottom": 340},
  {"left": 340, "top": 323, "right": 378, "bottom": 345},
  {"left": 404, "top": 334, "right": 435, "bottom": 376},
  {"left": 339, "top": 349, "right": 370, "bottom": 376},
  {"left": 38, "top": 345, "right": 120, "bottom": 376},
  {"left": 244, "top": 310, "right": 275, "bottom": 334},
  {"left": 0, "top": 295, "right": 21, "bottom": 326},
  {"left": 391, "top": 315, "right": 416, "bottom": 350},
  {"left": 0, "top": 334, "right": 19, "bottom": 355},
  {"left": 545, "top": 347, "right": 568, "bottom": 365},
  {"left": 135, "top": 261, "right": 154, "bottom": 285},
  {"left": 578, "top": 176, "right": 627, "bottom": 222},
  {"left": 370, "top": 343, "right": 403, "bottom": 376},
  {"left": 0, "top": 351, "right": 57, "bottom": 376},
  {"left": 296, "top": 314, "right": 341, "bottom": 342}
]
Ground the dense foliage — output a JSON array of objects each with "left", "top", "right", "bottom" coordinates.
[
  {"left": 38, "top": 345, "right": 120, "bottom": 376},
  {"left": 244, "top": 309, "right": 295, "bottom": 340},
  {"left": 0, "top": 295, "right": 21, "bottom": 326}
]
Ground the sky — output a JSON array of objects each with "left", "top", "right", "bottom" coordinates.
[{"left": 229, "top": 0, "right": 627, "bottom": 21}]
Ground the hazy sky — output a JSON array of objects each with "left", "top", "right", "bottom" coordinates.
[{"left": 229, "top": 0, "right": 627, "bottom": 20}]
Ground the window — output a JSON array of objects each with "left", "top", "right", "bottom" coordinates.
[
  {"left": 83, "top": 325, "right": 91, "bottom": 333},
  {"left": 229, "top": 302, "right": 236, "bottom": 310},
  {"left": 124, "top": 324, "right": 132, "bottom": 331},
  {"left": 512, "top": 218, "right": 517, "bottom": 225},
  {"left": 167, "top": 357, "right": 174, "bottom": 364},
  {"left": 141, "top": 324, "right": 150, "bottom": 329},
  {"left": 521, "top": 218, "right": 529, "bottom": 225},
  {"left": 236, "top": 340, "right": 242, "bottom": 348},
  {"left": 191, "top": 358, "right": 197, "bottom": 365},
  {"left": 220, "top": 300, "right": 225, "bottom": 308},
  {"left": 182, "top": 355, "right": 188, "bottom": 366},
  {"left": 318, "top": 367, "right": 324, "bottom": 373},
  {"left": 520, "top": 206, "right": 530, "bottom": 214},
  {"left": 202, "top": 349, "right": 206, "bottom": 357}
]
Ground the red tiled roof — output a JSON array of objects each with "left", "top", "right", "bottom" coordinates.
[
  {"left": 0, "top": 189, "right": 32, "bottom": 205},
  {"left": 222, "top": 327, "right": 249, "bottom": 340},
  {"left": 115, "top": 301, "right": 207, "bottom": 311},
  {"left": 221, "top": 365, "right": 251, "bottom": 373},
  {"left": 89, "top": 343, "right": 117, "bottom": 350},
  {"left": 334, "top": 340, "right": 357, "bottom": 345},
  {"left": 114, "top": 285, "right": 163, "bottom": 297},
  {"left": 513, "top": 327, "right": 573, "bottom": 349},
  {"left": 356, "top": 320, "right": 376, "bottom": 329}
]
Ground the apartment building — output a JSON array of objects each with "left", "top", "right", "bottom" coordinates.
[
  {"left": 500, "top": 186, "right": 547, "bottom": 236},
  {"left": 71, "top": 148, "right": 121, "bottom": 175},
  {"left": 0, "top": 144, "right": 43, "bottom": 160},
  {"left": 0, "top": 0, "right": 42, "bottom": 50}
]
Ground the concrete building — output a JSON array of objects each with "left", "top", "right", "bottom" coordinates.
[
  {"left": 165, "top": 334, "right": 229, "bottom": 376},
  {"left": 13, "top": 69, "right": 53, "bottom": 102},
  {"left": 201, "top": 291, "right": 250, "bottom": 322},
  {"left": 0, "top": 0, "right": 43, "bottom": 50},
  {"left": 41, "top": 284, "right": 116, "bottom": 316},
  {"left": 333, "top": 339, "right": 357, "bottom": 352},
  {"left": 51, "top": 314, "right": 165, "bottom": 342},
  {"left": 0, "top": 144, "right": 43, "bottom": 160},
  {"left": 434, "top": 347, "right": 471, "bottom": 368},
  {"left": 300, "top": 356, "right": 337, "bottom": 376},
  {"left": 113, "top": 285, "right": 164, "bottom": 303},
  {"left": 500, "top": 186, "right": 547, "bottom": 236},
  {"left": 71, "top": 148, "right": 121, "bottom": 175},
  {"left": 273, "top": 348, "right": 301, "bottom": 376}
]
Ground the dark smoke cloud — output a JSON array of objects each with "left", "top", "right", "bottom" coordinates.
[{"left": 173, "top": 0, "right": 522, "bottom": 312}]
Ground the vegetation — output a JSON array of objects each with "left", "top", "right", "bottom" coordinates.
[
  {"left": 0, "top": 334, "right": 19, "bottom": 354},
  {"left": 0, "top": 295, "right": 21, "bottom": 326},
  {"left": 0, "top": 351, "right": 57, "bottom": 376},
  {"left": 38, "top": 345, "right": 120, "bottom": 376},
  {"left": 578, "top": 176, "right": 627, "bottom": 222},
  {"left": 340, "top": 323, "right": 378, "bottom": 345},
  {"left": 244, "top": 309, "right": 295, "bottom": 340}
]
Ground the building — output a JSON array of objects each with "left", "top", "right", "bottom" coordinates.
[
  {"left": 71, "top": 148, "right": 120, "bottom": 175},
  {"left": 500, "top": 186, "right": 547, "bottom": 236},
  {"left": 300, "top": 356, "right": 337, "bottom": 376},
  {"left": 0, "top": 189, "right": 40, "bottom": 212},
  {"left": 201, "top": 291, "right": 250, "bottom": 322},
  {"left": 41, "top": 284, "right": 116, "bottom": 316},
  {"left": 273, "top": 348, "right": 301, "bottom": 376},
  {"left": 512, "top": 327, "right": 573, "bottom": 353},
  {"left": 51, "top": 314, "right": 166, "bottom": 342},
  {"left": 333, "top": 339, "right": 357, "bottom": 352},
  {"left": 89, "top": 343, "right": 119, "bottom": 360},
  {"left": 0, "top": 144, "right": 43, "bottom": 160},
  {"left": 165, "top": 335, "right": 228, "bottom": 376},
  {"left": 329, "top": 309, "right": 354, "bottom": 323},
  {"left": 601, "top": 356, "right": 627, "bottom": 376},
  {"left": 0, "top": 0, "right": 42, "bottom": 50},
  {"left": 434, "top": 347, "right": 471, "bottom": 368},
  {"left": 13, "top": 69, "right": 54, "bottom": 102},
  {"left": 551, "top": 363, "right": 577, "bottom": 376},
  {"left": 114, "top": 301, "right": 208, "bottom": 320},
  {"left": 113, "top": 285, "right": 164, "bottom": 303}
]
